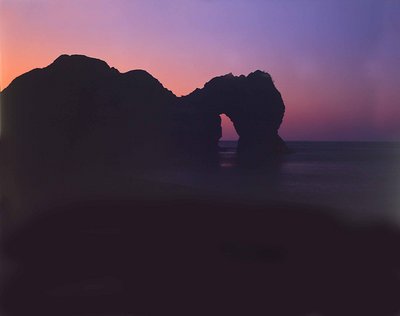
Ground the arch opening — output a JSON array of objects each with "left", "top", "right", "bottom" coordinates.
[
  {"left": 218, "top": 114, "right": 239, "bottom": 168},
  {"left": 219, "top": 114, "right": 238, "bottom": 141}
]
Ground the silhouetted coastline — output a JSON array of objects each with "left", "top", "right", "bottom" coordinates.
[
  {"left": 1, "top": 55, "right": 400, "bottom": 316},
  {"left": 1, "top": 54, "right": 288, "bottom": 172}
]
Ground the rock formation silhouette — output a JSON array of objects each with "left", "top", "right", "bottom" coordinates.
[
  {"left": 2, "top": 56, "right": 400, "bottom": 316},
  {"left": 1, "top": 54, "right": 287, "bottom": 173},
  {"left": 180, "top": 71, "right": 288, "bottom": 165}
]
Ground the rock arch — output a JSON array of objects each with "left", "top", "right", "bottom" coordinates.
[
  {"left": 180, "top": 70, "right": 288, "bottom": 165},
  {"left": 1, "top": 55, "right": 288, "bottom": 171}
]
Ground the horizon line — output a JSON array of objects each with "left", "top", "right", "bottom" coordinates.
[{"left": 219, "top": 139, "right": 400, "bottom": 142}]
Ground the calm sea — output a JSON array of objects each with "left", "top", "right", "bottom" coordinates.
[{"left": 153, "top": 141, "right": 400, "bottom": 225}]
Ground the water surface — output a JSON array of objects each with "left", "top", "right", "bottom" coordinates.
[{"left": 154, "top": 141, "right": 400, "bottom": 224}]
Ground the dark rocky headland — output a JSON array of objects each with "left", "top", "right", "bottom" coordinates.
[
  {"left": 1, "top": 54, "right": 288, "bottom": 173},
  {"left": 2, "top": 55, "right": 400, "bottom": 316}
]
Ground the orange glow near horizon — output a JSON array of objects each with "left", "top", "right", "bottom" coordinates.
[
  {"left": 1, "top": 52, "right": 398, "bottom": 141},
  {"left": 1, "top": 0, "right": 399, "bottom": 141}
]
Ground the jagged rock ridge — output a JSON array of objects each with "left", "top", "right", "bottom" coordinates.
[{"left": 1, "top": 54, "right": 287, "bottom": 175}]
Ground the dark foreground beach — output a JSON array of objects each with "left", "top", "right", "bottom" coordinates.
[{"left": 1, "top": 141, "right": 400, "bottom": 316}]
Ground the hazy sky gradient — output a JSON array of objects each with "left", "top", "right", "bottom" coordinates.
[{"left": 1, "top": 0, "right": 399, "bottom": 140}]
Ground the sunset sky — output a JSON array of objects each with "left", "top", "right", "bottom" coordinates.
[{"left": 1, "top": 0, "right": 399, "bottom": 140}]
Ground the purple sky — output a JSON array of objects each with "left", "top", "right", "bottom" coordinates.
[{"left": 1, "top": 0, "right": 399, "bottom": 140}]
